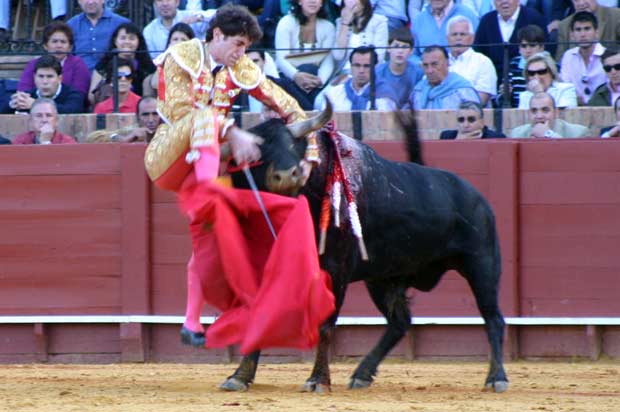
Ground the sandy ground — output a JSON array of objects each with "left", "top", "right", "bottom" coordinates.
[{"left": 0, "top": 361, "right": 618, "bottom": 412}]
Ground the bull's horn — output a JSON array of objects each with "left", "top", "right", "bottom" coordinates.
[{"left": 287, "top": 98, "right": 333, "bottom": 139}]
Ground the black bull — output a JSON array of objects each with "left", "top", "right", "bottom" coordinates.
[{"left": 223, "top": 106, "right": 508, "bottom": 393}]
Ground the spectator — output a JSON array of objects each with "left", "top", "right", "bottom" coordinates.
[
  {"left": 411, "top": 0, "right": 478, "bottom": 57},
  {"left": 149, "top": 23, "right": 197, "bottom": 94},
  {"left": 588, "top": 48, "right": 620, "bottom": 107},
  {"left": 1, "top": 55, "right": 85, "bottom": 114},
  {"left": 143, "top": 0, "right": 212, "bottom": 59},
  {"left": 496, "top": 24, "right": 546, "bottom": 108},
  {"left": 446, "top": 15, "right": 497, "bottom": 106},
  {"left": 555, "top": 0, "right": 620, "bottom": 62},
  {"left": 242, "top": 48, "right": 306, "bottom": 113},
  {"left": 407, "top": 45, "right": 480, "bottom": 110},
  {"left": 67, "top": 0, "right": 131, "bottom": 71},
  {"left": 374, "top": 27, "right": 423, "bottom": 109},
  {"left": 510, "top": 92, "right": 590, "bottom": 138},
  {"left": 559, "top": 11, "right": 606, "bottom": 105},
  {"left": 18, "top": 21, "right": 91, "bottom": 98},
  {"left": 440, "top": 101, "right": 506, "bottom": 139},
  {"left": 316, "top": 46, "right": 395, "bottom": 111},
  {"left": 372, "top": 0, "right": 408, "bottom": 34},
  {"left": 599, "top": 96, "right": 620, "bottom": 138},
  {"left": 166, "top": 22, "right": 196, "bottom": 46},
  {"left": 474, "top": 0, "right": 546, "bottom": 80},
  {"left": 12, "top": 98, "right": 77, "bottom": 145},
  {"left": 519, "top": 52, "right": 577, "bottom": 109},
  {"left": 93, "top": 58, "right": 142, "bottom": 114},
  {"left": 87, "top": 97, "right": 162, "bottom": 143},
  {"left": 89, "top": 23, "right": 157, "bottom": 107},
  {"left": 332, "top": 0, "right": 389, "bottom": 71},
  {"left": 274, "top": 0, "right": 336, "bottom": 110},
  {"left": 0, "top": 135, "right": 10, "bottom": 144},
  {"left": 461, "top": 0, "right": 497, "bottom": 20}
]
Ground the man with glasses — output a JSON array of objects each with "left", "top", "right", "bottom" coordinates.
[
  {"left": 511, "top": 92, "right": 590, "bottom": 138},
  {"left": 440, "top": 101, "right": 505, "bottom": 139},
  {"left": 316, "top": 46, "right": 395, "bottom": 111},
  {"left": 518, "top": 52, "right": 577, "bottom": 109},
  {"left": 559, "top": 11, "right": 606, "bottom": 105},
  {"left": 587, "top": 47, "right": 620, "bottom": 107},
  {"left": 93, "top": 58, "right": 141, "bottom": 114}
]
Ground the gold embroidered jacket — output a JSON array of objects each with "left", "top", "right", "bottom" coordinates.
[{"left": 145, "top": 38, "right": 312, "bottom": 188}]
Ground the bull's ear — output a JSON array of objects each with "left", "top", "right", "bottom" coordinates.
[{"left": 287, "top": 98, "right": 333, "bottom": 139}]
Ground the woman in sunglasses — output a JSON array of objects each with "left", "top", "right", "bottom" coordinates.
[
  {"left": 518, "top": 52, "right": 577, "bottom": 109},
  {"left": 440, "top": 100, "right": 505, "bottom": 139},
  {"left": 93, "top": 58, "right": 141, "bottom": 114}
]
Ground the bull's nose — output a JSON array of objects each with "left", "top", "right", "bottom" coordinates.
[{"left": 267, "top": 165, "right": 302, "bottom": 195}]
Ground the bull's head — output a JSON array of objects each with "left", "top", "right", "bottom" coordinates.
[{"left": 230, "top": 101, "right": 332, "bottom": 196}]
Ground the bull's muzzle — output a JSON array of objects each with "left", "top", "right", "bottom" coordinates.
[{"left": 266, "top": 164, "right": 303, "bottom": 196}]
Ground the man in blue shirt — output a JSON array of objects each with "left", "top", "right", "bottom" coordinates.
[
  {"left": 374, "top": 27, "right": 423, "bottom": 109},
  {"left": 67, "top": 0, "right": 130, "bottom": 71}
]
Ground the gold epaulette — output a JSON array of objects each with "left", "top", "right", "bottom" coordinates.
[
  {"left": 163, "top": 38, "right": 205, "bottom": 79},
  {"left": 229, "top": 54, "right": 262, "bottom": 89}
]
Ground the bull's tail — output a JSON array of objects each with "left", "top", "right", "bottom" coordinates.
[{"left": 396, "top": 110, "right": 424, "bottom": 165}]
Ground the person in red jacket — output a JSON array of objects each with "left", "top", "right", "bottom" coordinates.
[{"left": 12, "top": 98, "right": 76, "bottom": 145}]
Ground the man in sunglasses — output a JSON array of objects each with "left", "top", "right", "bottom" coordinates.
[
  {"left": 440, "top": 101, "right": 505, "bottom": 139},
  {"left": 316, "top": 46, "right": 395, "bottom": 111},
  {"left": 559, "top": 11, "right": 606, "bottom": 106},
  {"left": 588, "top": 47, "right": 620, "bottom": 107},
  {"left": 511, "top": 92, "right": 590, "bottom": 138}
]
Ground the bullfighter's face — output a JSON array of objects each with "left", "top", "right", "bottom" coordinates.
[{"left": 210, "top": 28, "right": 251, "bottom": 68}]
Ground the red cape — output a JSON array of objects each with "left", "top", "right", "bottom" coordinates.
[{"left": 178, "top": 182, "right": 335, "bottom": 354}]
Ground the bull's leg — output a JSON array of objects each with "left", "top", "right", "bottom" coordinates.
[
  {"left": 349, "top": 282, "right": 410, "bottom": 389},
  {"left": 462, "top": 256, "right": 509, "bottom": 393},
  {"left": 219, "top": 351, "right": 261, "bottom": 392},
  {"left": 300, "top": 322, "right": 335, "bottom": 393}
]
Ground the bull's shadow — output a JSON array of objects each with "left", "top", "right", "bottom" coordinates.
[{"left": 225, "top": 102, "right": 508, "bottom": 394}]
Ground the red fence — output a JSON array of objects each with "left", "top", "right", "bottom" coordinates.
[{"left": 1, "top": 140, "right": 619, "bottom": 363}]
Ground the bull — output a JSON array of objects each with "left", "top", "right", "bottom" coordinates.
[{"left": 222, "top": 102, "right": 508, "bottom": 393}]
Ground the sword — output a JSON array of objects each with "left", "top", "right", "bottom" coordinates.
[{"left": 243, "top": 165, "right": 277, "bottom": 240}]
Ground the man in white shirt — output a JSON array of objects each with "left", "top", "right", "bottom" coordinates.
[
  {"left": 446, "top": 15, "right": 497, "bottom": 106},
  {"left": 317, "top": 46, "right": 395, "bottom": 111},
  {"left": 559, "top": 11, "right": 606, "bottom": 105},
  {"left": 143, "top": 0, "right": 212, "bottom": 59}
]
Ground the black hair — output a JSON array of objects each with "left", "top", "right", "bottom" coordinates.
[
  {"left": 166, "top": 22, "right": 196, "bottom": 48},
  {"left": 389, "top": 26, "right": 414, "bottom": 48},
  {"left": 290, "top": 0, "right": 329, "bottom": 25},
  {"left": 349, "top": 45, "right": 378, "bottom": 64},
  {"left": 42, "top": 21, "right": 74, "bottom": 47},
  {"left": 205, "top": 4, "right": 262, "bottom": 43},
  {"left": 422, "top": 45, "right": 448, "bottom": 59},
  {"left": 570, "top": 11, "right": 598, "bottom": 31},
  {"left": 517, "top": 24, "right": 546, "bottom": 45},
  {"left": 35, "top": 54, "right": 62, "bottom": 75}
]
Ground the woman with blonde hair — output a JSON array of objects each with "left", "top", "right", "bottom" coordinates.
[{"left": 518, "top": 52, "right": 577, "bottom": 109}]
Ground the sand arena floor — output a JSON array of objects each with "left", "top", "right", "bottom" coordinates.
[{"left": 0, "top": 360, "right": 618, "bottom": 412}]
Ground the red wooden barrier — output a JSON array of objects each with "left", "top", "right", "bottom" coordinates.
[{"left": 0, "top": 140, "right": 619, "bottom": 363}]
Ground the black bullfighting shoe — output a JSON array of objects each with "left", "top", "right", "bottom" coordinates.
[{"left": 180, "top": 326, "right": 206, "bottom": 347}]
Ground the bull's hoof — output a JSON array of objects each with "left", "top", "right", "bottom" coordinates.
[
  {"left": 219, "top": 377, "right": 249, "bottom": 392},
  {"left": 300, "top": 380, "right": 331, "bottom": 393},
  {"left": 484, "top": 380, "right": 509, "bottom": 393},
  {"left": 348, "top": 378, "right": 372, "bottom": 389}
]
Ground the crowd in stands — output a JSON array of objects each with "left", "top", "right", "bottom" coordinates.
[{"left": 2, "top": 0, "right": 620, "bottom": 144}]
